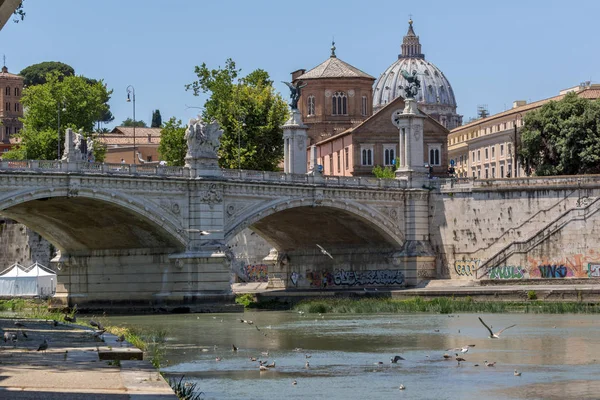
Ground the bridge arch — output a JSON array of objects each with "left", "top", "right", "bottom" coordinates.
[
  {"left": 0, "top": 186, "right": 187, "bottom": 253},
  {"left": 226, "top": 197, "right": 404, "bottom": 251}
]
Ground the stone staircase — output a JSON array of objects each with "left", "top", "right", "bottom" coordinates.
[{"left": 477, "top": 196, "right": 600, "bottom": 276}]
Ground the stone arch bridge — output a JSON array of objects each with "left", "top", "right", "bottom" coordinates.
[{"left": 0, "top": 160, "right": 432, "bottom": 308}]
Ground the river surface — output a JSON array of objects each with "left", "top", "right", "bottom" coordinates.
[{"left": 106, "top": 312, "right": 600, "bottom": 400}]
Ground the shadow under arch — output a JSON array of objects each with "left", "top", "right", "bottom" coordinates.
[
  {"left": 226, "top": 198, "right": 404, "bottom": 252},
  {"left": 0, "top": 186, "right": 187, "bottom": 254}
]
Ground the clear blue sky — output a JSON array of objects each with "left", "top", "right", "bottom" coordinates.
[{"left": 1, "top": 0, "right": 598, "bottom": 128}]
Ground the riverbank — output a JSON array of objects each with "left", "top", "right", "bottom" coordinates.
[{"left": 0, "top": 318, "right": 177, "bottom": 399}]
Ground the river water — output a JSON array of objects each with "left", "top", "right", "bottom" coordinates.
[{"left": 106, "top": 312, "right": 600, "bottom": 400}]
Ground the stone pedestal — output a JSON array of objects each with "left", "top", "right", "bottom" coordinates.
[
  {"left": 184, "top": 120, "right": 223, "bottom": 178},
  {"left": 263, "top": 248, "right": 286, "bottom": 289},
  {"left": 283, "top": 110, "right": 308, "bottom": 174},
  {"left": 392, "top": 99, "right": 428, "bottom": 188}
]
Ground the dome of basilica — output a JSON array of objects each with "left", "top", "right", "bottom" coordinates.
[{"left": 373, "top": 20, "right": 462, "bottom": 129}]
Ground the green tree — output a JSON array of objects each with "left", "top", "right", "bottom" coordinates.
[
  {"left": 186, "top": 59, "right": 288, "bottom": 170},
  {"left": 20, "top": 61, "right": 75, "bottom": 86},
  {"left": 158, "top": 117, "right": 186, "bottom": 166},
  {"left": 121, "top": 118, "right": 147, "bottom": 128},
  {"left": 151, "top": 110, "right": 162, "bottom": 128},
  {"left": 372, "top": 165, "right": 396, "bottom": 179},
  {"left": 4, "top": 72, "right": 112, "bottom": 160},
  {"left": 519, "top": 92, "right": 600, "bottom": 176}
]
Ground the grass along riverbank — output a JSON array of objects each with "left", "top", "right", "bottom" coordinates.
[{"left": 293, "top": 297, "right": 600, "bottom": 314}]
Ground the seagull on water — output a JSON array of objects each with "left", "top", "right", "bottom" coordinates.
[
  {"left": 447, "top": 345, "right": 475, "bottom": 354},
  {"left": 391, "top": 355, "right": 405, "bottom": 363},
  {"left": 399, "top": 384, "right": 406, "bottom": 390},
  {"left": 316, "top": 244, "right": 334, "bottom": 259},
  {"left": 305, "top": 361, "right": 310, "bottom": 368},
  {"left": 232, "top": 344, "right": 238, "bottom": 352},
  {"left": 478, "top": 317, "right": 516, "bottom": 339},
  {"left": 259, "top": 365, "right": 268, "bottom": 371},
  {"left": 292, "top": 380, "right": 297, "bottom": 386},
  {"left": 514, "top": 369, "right": 522, "bottom": 376}
]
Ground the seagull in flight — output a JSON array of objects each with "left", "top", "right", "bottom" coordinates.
[
  {"left": 447, "top": 345, "right": 475, "bottom": 354},
  {"left": 390, "top": 355, "right": 405, "bottom": 363},
  {"left": 478, "top": 317, "right": 516, "bottom": 338},
  {"left": 316, "top": 244, "right": 334, "bottom": 259}
]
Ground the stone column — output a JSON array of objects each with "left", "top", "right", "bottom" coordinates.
[
  {"left": 282, "top": 110, "right": 308, "bottom": 174},
  {"left": 392, "top": 99, "right": 428, "bottom": 188}
]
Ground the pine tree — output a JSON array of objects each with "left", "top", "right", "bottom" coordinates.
[{"left": 151, "top": 110, "right": 162, "bottom": 128}]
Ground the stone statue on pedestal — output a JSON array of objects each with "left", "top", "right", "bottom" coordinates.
[{"left": 184, "top": 118, "right": 223, "bottom": 170}]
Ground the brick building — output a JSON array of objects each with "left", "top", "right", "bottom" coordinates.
[
  {"left": 0, "top": 65, "right": 24, "bottom": 156},
  {"left": 97, "top": 126, "right": 162, "bottom": 164}
]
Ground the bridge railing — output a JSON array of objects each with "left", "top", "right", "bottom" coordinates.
[
  {"left": 0, "top": 160, "right": 188, "bottom": 177},
  {"left": 434, "top": 174, "right": 600, "bottom": 191},
  {"left": 0, "top": 160, "right": 406, "bottom": 188}
]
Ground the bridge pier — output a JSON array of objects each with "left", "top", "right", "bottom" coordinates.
[{"left": 50, "top": 247, "right": 232, "bottom": 311}]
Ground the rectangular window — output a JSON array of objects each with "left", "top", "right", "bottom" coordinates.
[
  {"left": 477, "top": 150, "right": 480, "bottom": 161},
  {"left": 485, "top": 148, "right": 489, "bottom": 160},
  {"left": 337, "top": 151, "right": 341, "bottom": 173},
  {"left": 477, "top": 169, "right": 481, "bottom": 179},
  {"left": 500, "top": 164, "right": 504, "bottom": 178},
  {"left": 507, "top": 163, "right": 512, "bottom": 177},
  {"left": 485, "top": 168, "right": 489, "bottom": 179},
  {"left": 344, "top": 147, "right": 349, "bottom": 170},
  {"left": 147, "top": 155, "right": 152, "bottom": 162},
  {"left": 500, "top": 144, "right": 504, "bottom": 156},
  {"left": 5, "top": 127, "right": 10, "bottom": 136},
  {"left": 329, "top": 155, "right": 333, "bottom": 174},
  {"left": 14, "top": 87, "right": 19, "bottom": 96},
  {"left": 361, "top": 96, "right": 367, "bottom": 116},
  {"left": 507, "top": 143, "right": 512, "bottom": 157},
  {"left": 492, "top": 166, "right": 496, "bottom": 178},
  {"left": 14, "top": 103, "right": 19, "bottom": 112},
  {"left": 5, "top": 87, "right": 9, "bottom": 96},
  {"left": 491, "top": 146, "right": 495, "bottom": 159},
  {"left": 5, "top": 102, "right": 9, "bottom": 111},
  {"left": 471, "top": 151, "right": 475, "bottom": 162}
]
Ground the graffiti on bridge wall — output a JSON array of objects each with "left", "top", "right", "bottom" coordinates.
[
  {"left": 241, "top": 264, "right": 268, "bottom": 282},
  {"left": 334, "top": 269, "right": 404, "bottom": 286},
  {"left": 536, "top": 264, "right": 570, "bottom": 279},
  {"left": 454, "top": 260, "right": 479, "bottom": 277},
  {"left": 586, "top": 263, "right": 600, "bottom": 278},
  {"left": 306, "top": 269, "right": 405, "bottom": 288},
  {"left": 488, "top": 265, "right": 524, "bottom": 280}
]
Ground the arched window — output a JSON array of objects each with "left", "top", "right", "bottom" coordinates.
[
  {"left": 384, "top": 146, "right": 395, "bottom": 166},
  {"left": 5, "top": 87, "right": 10, "bottom": 96},
  {"left": 428, "top": 144, "right": 441, "bottom": 166},
  {"left": 332, "top": 91, "right": 347, "bottom": 115},
  {"left": 14, "top": 87, "right": 19, "bottom": 96},
  {"left": 14, "top": 103, "right": 19, "bottom": 112},
  {"left": 361, "top": 145, "right": 373, "bottom": 166},
  {"left": 307, "top": 95, "right": 315, "bottom": 116}
]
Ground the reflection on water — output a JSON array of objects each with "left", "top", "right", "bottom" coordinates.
[{"left": 106, "top": 312, "right": 600, "bottom": 400}]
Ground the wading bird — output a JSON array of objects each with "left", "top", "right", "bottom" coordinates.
[
  {"left": 37, "top": 338, "right": 48, "bottom": 353},
  {"left": 478, "top": 317, "right": 516, "bottom": 339}
]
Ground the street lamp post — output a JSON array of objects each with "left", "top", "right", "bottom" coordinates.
[
  {"left": 57, "top": 100, "right": 66, "bottom": 160},
  {"left": 513, "top": 113, "right": 522, "bottom": 178},
  {"left": 126, "top": 85, "right": 136, "bottom": 164}
]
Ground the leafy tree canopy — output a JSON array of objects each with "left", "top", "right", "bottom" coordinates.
[
  {"left": 121, "top": 118, "right": 147, "bottom": 128},
  {"left": 372, "top": 165, "right": 396, "bottom": 179},
  {"left": 151, "top": 109, "right": 162, "bottom": 128},
  {"left": 519, "top": 92, "right": 600, "bottom": 176},
  {"left": 157, "top": 117, "right": 186, "bottom": 166},
  {"left": 4, "top": 71, "right": 112, "bottom": 160},
  {"left": 20, "top": 61, "right": 75, "bottom": 86},
  {"left": 185, "top": 58, "right": 288, "bottom": 170}
]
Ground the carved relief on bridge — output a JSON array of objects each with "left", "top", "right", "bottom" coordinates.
[{"left": 199, "top": 183, "right": 223, "bottom": 208}]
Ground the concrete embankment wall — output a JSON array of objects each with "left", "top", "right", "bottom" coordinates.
[{"left": 431, "top": 176, "right": 600, "bottom": 282}]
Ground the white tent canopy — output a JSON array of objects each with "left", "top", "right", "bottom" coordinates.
[{"left": 0, "top": 262, "right": 57, "bottom": 297}]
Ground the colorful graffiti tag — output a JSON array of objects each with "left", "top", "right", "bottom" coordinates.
[
  {"left": 454, "top": 260, "right": 479, "bottom": 277},
  {"left": 536, "top": 264, "right": 570, "bottom": 279},
  {"left": 587, "top": 263, "right": 600, "bottom": 278},
  {"left": 241, "top": 264, "right": 268, "bottom": 282},
  {"left": 333, "top": 269, "right": 404, "bottom": 286},
  {"left": 306, "top": 269, "right": 405, "bottom": 287},
  {"left": 488, "top": 265, "right": 524, "bottom": 280}
]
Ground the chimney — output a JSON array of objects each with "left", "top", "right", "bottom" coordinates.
[
  {"left": 291, "top": 69, "right": 306, "bottom": 81},
  {"left": 513, "top": 100, "right": 527, "bottom": 108}
]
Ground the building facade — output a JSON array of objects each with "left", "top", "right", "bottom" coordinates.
[
  {"left": 291, "top": 43, "right": 375, "bottom": 145},
  {"left": 448, "top": 83, "right": 600, "bottom": 179},
  {"left": 0, "top": 65, "right": 24, "bottom": 156},
  {"left": 373, "top": 19, "right": 462, "bottom": 130},
  {"left": 98, "top": 126, "right": 162, "bottom": 164},
  {"left": 314, "top": 96, "right": 450, "bottom": 177}
]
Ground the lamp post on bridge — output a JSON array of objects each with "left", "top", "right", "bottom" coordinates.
[
  {"left": 57, "top": 100, "right": 66, "bottom": 160},
  {"left": 126, "top": 85, "right": 136, "bottom": 164}
]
